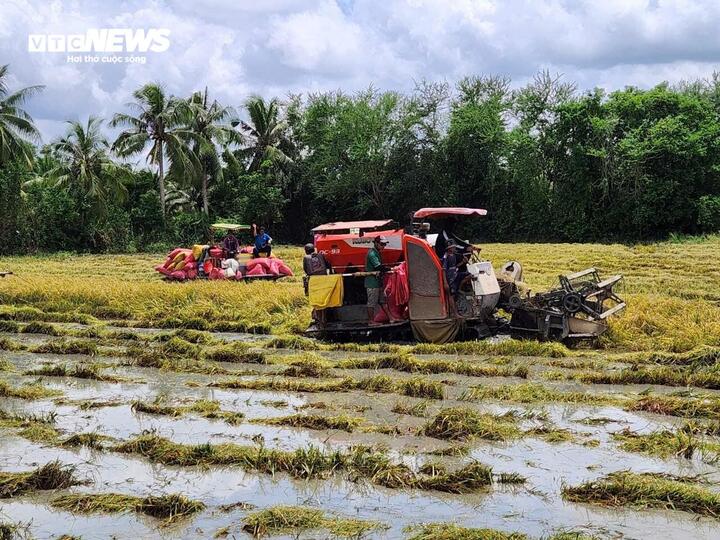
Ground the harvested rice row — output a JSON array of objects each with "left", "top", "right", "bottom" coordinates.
[
  {"left": 131, "top": 399, "right": 245, "bottom": 425},
  {"left": 612, "top": 425, "right": 720, "bottom": 462},
  {"left": 0, "top": 461, "right": 80, "bottom": 498},
  {"left": 51, "top": 492, "right": 205, "bottom": 524},
  {"left": 210, "top": 373, "right": 446, "bottom": 399},
  {"left": 263, "top": 334, "right": 570, "bottom": 358},
  {"left": 113, "top": 433, "right": 506, "bottom": 494},
  {"left": 562, "top": 471, "right": 720, "bottom": 518},
  {"left": 241, "top": 505, "right": 384, "bottom": 538},
  {"left": 461, "top": 382, "right": 720, "bottom": 420},
  {"left": 24, "top": 363, "right": 125, "bottom": 383}
]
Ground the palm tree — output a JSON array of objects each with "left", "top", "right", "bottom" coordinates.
[
  {"left": 0, "top": 64, "right": 44, "bottom": 167},
  {"left": 184, "top": 88, "right": 242, "bottom": 214},
  {"left": 45, "top": 116, "right": 130, "bottom": 219},
  {"left": 240, "top": 95, "right": 292, "bottom": 172},
  {"left": 110, "top": 83, "right": 194, "bottom": 217}
]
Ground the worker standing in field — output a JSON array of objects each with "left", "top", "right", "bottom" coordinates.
[
  {"left": 365, "top": 235, "right": 390, "bottom": 324},
  {"left": 303, "top": 243, "right": 330, "bottom": 276},
  {"left": 304, "top": 243, "right": 331, "bottom": 325},
  {"left": 253, "top": 226, "right": 273, "bottom": 258}
]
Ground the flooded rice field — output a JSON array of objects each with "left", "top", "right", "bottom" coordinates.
[{"left": 2, "top": 325, "right": 720, "bottom": 539}]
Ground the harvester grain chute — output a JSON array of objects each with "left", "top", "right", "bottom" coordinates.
[{"left": 304, "top": 208, "right": 625, "bottom": 345}]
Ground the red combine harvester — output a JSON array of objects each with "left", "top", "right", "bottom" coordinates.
[{"left": 305, "top": 207, "right": 626, "bottom": 344}]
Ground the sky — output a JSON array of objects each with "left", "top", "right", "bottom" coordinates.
[{"left": 1, "top": 0, "right": 720, "bottom": 142}]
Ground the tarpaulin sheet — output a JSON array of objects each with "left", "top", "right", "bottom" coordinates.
[
  {"left": 411, "top": 318, "right": 461, "bottom": 344},
  {"left": 308, "top": 274, "right": 344, "bottom": 309}
]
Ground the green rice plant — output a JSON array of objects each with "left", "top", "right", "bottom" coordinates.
[
  {"left": 398, "top": 378, "right": 445, "bottom": 399},
  {"left": 337, "top": 353, "right": 527, "bottom": 379},
  {"left": 0, "top": 380, "right": 61, "bottom": 400},
  {"left": 562, "top": 471, "right": 720, "bottom": 517},
  {"left": 391, "top": 400, "right": 429, "bottom": 417},
  {"left": 31, "top": 339, "right": 97, "bottom": 356},
  {"left": 524, "top": 426, "right": 575, "bottom": 443},
  {"left": 577, "top": 366, "right": 720, "bottom": 389},
  {"left": 21, "top": 321, "right": 62, "bottom": 336},
  {"left": 281, "top": 355, "right": 334, "bottom": 378},
  {"left": 61, "top": 432, "right": 112, "bottom": 449},
  {"left": 548, "top": 532, "right": 598, "bottom": 540},
  {"left": 51, "top": 492, "right": 205, "bottom": 524},
  {"left": 414, "top": 461, "right": 493, "bottom": 493},
  {"left": 628, "top": 394, "right": 720, "bottom": 419},
  {"left": 497, "top": 472, "right": 527, "bottom": 484},
  {"left": 264, "top": 335, "right": 320, "bottom": 350},
  {"left": 0, "top": 321, "right": 20, "bottom": 333},
  {"left": 412, "top": 339, "right": 569, "bottom": 358},
  {"left": 254, "top": 414, "right": 363, "bottom": 432},
  {"left": 210, "top": 320, "right": 272, "bottom": 334},
  {"left": 420, "top": 407, "right": 520, "bottom": 441},
  {"left": 131, "top": 399, "right": 244, "bottom": 425},
  {"left": 0, "top": 337, "right": 25, "bottom": 351},
  {"left": 611, "top": 424, "right": 719, "bottom": 461},
  {"left": 242, "top": 505, "right": 383, "bottom": 539},
  {"left": 24, "top": 363, "right": 121, "bottom": 382},
  {"left": 425, "top": 445, "right": 470, "bottom": 457},
  {"left": 0, "top": 461, "right": 79, "bottom": 498},
  {"left": 0, "top": 520, "right": 32, "bottom": 540},
  {"left": 211, "top": 374, "right": 445, "bottom": 400},
  {"left": 17, "top": 422, "right": 60, "bottom": 443},
  {"left": 0, "top": 357, "right": 13, "bottom": 372},
  {"left": 202, "top": 343, "right": 265, "bottom": 363},
  {"left": 127, "top": 344, "right": 228, "bottom": 375},
  {"left": 404, "top": 523, "right": 527, "bottom": 539},
  {"left": 113, "top": 434, "right": 496, "bottom": 493},
  {"left": 170, "top": 329, "right": 217, "bottom": 344},
  {"left": 460, "top": 383, "right": 620, "bottom": 406}
]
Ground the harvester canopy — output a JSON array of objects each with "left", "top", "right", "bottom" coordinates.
[
  {"left": 210, "top": 223, "right": 251, "bottom": 232},
  {"left": 312, "top": 220, "right": 399, "bottom": 234}
]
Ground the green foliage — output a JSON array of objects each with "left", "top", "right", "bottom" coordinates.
[{"left": 4, "top": 69, "right": 720, "bottom": 252}]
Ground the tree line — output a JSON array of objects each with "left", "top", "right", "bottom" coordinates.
[{"left": 2, "top": 64, "right": 720, "bottom": 253}]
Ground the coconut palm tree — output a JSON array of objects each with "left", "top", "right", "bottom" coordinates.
[
  {"left": 183, "top": 88, "right": 242, "bottom": 214},
  {"left": 45, "top": 116, "right": 130, "bottom": 219},
  {"left": 110, "top": 83, "right": 194, "bottom": 217},
  {"left": 0, "top": 64, "right": 44, "bottom": 167},
  {"left": 240, "top": 95, "right": 292, "bottom": 172}
]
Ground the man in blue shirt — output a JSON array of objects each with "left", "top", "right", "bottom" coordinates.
[{"left": 253, "top": 226, "right": 273, "bottom": 258}]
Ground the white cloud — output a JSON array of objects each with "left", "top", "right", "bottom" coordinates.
[{"left": 1, "top": 0, "right": 719, "bottom": 142}]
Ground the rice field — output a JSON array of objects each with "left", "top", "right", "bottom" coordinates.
[{"left": 1, "top": 239, "right": 720, "bottom": 539}]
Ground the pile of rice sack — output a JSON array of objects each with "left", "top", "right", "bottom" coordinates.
[{"left": 155, "top": 245, "right": 294, "bottom": 281}]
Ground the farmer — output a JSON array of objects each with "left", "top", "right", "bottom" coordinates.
[
  {"left": 365, "top": 235, "right": 392, "bottom": 324},
  {"left": 304, "top": 243, "right": 331, "bottom": 325},
  {"left": 303, "top": 243, "right": 330, "bottom": 276},
  {"left": 222, "top": 231, "right": 240, "bottom": 259},
  {"left": 253, "top": 226, "right": 273, "bottom": 258},
  {"left": 443, "top": 240, "right": 472, "bottom": 294}
]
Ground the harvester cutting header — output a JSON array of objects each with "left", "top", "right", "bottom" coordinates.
[{"left": 304, "top": 207, "right": 625, "bottom": 345}]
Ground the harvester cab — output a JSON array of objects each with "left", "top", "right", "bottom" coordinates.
[{"left": 305, "top": 208, "right": 626, "bottom": 345}]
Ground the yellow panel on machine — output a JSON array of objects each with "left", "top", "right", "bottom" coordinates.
[{"left": 308, "top": 275, "right": 344, "bottom": 309}]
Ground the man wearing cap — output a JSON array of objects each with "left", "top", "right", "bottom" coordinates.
[
  {"left": 365, "top": 235, "right": 389, "bottom": 324},
  {"left": 443, "top": 240, "right": 472, "bottom": 295}
]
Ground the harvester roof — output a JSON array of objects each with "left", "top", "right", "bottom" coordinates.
[
  {"left": 210, "top": 223, "right": 251, "bottom": 231},
  {"left": 312, "top": 219, "right": 398, "bottom": 234}
]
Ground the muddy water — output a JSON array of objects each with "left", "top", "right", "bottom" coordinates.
[{"left": 2, "top": 332, "right": 720, "bottom": 538}]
